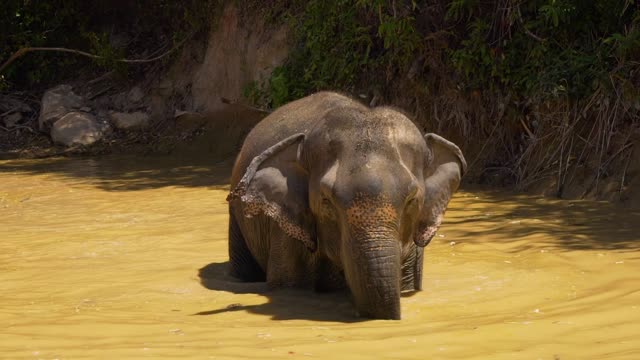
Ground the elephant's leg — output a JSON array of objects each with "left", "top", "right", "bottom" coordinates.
[
  {"left": 314, "top": 256, "right": 347, "bottom": 292},
  {"left": 401, "top": 246, "right": 423, "bottom": 291},
  {"left": 413, "top": 246, "right": 424, "bottom": 291},
  {"left": 266, "top": 228, "right": 311, "bottom": 288},
  {"left": 228, "top": 211, "right": 265, "bottom": 282}
]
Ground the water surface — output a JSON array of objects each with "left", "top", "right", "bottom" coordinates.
[{"left": 1, "top": 156, "right": 639, "bottom": 359}]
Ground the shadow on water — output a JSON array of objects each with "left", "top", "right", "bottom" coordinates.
[
  {"left": 449, "top": 188, "right": 640, "bottom": 252},
  {"left": 195, "top": 262, "right": 367, "bottom": 322},
  {"left": 0, "top": 105, "right": 267, "bottom": 192},
  {"left": 0, "top": 155, "right": 233, "bottom": 191},
  {"left": 1, "top": 153, "right": 637, "bottom": 252}
]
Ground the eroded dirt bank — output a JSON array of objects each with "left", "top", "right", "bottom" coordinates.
[{"left": 1, "top": 155, "right": 639, "bottom": 359}]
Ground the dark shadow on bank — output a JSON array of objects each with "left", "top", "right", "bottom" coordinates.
[
  {"left": 445, "top": 188, "right": 640, "bottom": 252},
  {"left": 195, "top": 262, "right": 386, "bottom": 322},
  {"left": 0, "top": 105, "right": 266, "bottom": 191},
  {"left": 0, "top": 155, "right": 234, "bottom": 191}
]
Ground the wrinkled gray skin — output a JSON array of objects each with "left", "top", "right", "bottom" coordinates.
[{"left": 227, "top": 92, "right": 466, "bottom": 320}]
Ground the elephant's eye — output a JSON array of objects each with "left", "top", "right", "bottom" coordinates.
[
  {"left": 321, "top": 196, "right": 332, "bottom": 207},
  {"left": 319, "top": 196, "right": 337, "bottom": 220}
]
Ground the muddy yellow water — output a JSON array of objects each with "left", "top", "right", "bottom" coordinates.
[{"left": 1, "top": 156, "right": 639, "bottom": 359}]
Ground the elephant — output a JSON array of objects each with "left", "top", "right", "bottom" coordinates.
[{"left": 226, "top": 91, "right": 466, "bottom": 320}]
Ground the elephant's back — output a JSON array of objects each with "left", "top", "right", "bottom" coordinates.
[{"left": 231, "top": 92, "right": 365, "bottom": 185}]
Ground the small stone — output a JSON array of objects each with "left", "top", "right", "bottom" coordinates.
[
  {"left": 51, "top": 112, "right": 106, "bottom": 146},
  {"left": 128, "top": 86, "right": 145, "bottom": 103},
  {"left": 2, "top": 112, "right": 22, "bottom": 128},
  {"left": 109, "top": 111, "right": 150, "bottom": 130},
  {"left": 174, "top": 110, "right": 206, "bottom": 131},
  {"left": 39, "top": 84, "right": 84, "bottom": 130}
]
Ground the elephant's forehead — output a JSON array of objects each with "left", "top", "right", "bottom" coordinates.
[
  {"left": 321, "top": 112, "right": 424, "bottom": 155},
  {"left": 324, "top": 122, "right": 397, "bottom": 155}
]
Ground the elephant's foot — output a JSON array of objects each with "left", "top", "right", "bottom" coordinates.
[{"left": 401, "top": 246, "right": 423, "bottom": 292}]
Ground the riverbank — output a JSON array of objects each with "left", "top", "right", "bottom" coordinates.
[{"left": 2, "top": 1, "right": 639, "bottom": 206}]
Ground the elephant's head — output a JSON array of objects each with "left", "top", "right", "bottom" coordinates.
[{"left": 228, "top": 106, "right": 466, "bottom": 319}]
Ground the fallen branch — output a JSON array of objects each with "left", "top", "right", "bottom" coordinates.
[
  {"left": 220, "top": 97, "right": 272, "bottom": 114},
  {"left": 0, "top": 108, "right": 20, "bottom": 118},
  {"left": 0, "top": 30, "right": 196, "bottom": 74},
  {"left": 87, "top": 85, "right": 113, "bottom": 100},
  {"left": 0, "top": 124, "right": 36, "bottom": 133},
  {"left": 86, "top": 70, "right": 115, "bottom": 85},
  {"left": 516, "top": 5, "right": 546, "bottom": 42},
  {"left": 620, "top": 143, "right": 634, "bottom": 194},
  {"left": 519, "top": 117, "right": 534, "bottom": 138}
]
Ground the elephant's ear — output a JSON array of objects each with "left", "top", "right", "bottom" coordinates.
[
  {"left": 415, "top": 133, "right": 467, "bottom": 247},
  {"left": 227, "top": 134, "right": 316, "bottom": 251}
]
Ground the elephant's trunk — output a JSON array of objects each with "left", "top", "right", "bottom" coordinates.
[{"left": 342, "top": 229, "right": 402, "bottom": 320}]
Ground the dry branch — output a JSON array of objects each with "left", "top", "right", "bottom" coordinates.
[
  {"left": 0, "top": 31, "right": 196, "bottom": 74},
  {"left": 0, "top": 124, "right": 36, "bottom": 133},
  {"left": 516, "top": 5, "right": 546, "bottom": 42}
]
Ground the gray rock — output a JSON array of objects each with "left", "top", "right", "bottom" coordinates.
[
  {"left": 128, "top": 87, "right": 145, "bottom": 103},
  {"left": 109, "top": 111, "right": 150, "bottom": 130},
  {"left": 51, "top": 112, "right": 105, "bottom": 146},
  {"left": 39, "top": 85, "right": 84, "bottom": 131},
  {"left": 174, "top": 110, "right": 205, "bottom": 126},
  {"left": 2, "top": 112, "right": 22, "bottom": 128}
]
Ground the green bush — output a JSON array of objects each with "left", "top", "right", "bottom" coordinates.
[
  {"left": 249, "top": 0, "right": 422, "bottom": 108},
  {"left": 248, "top": 0, "right": 639, "bottom": 107},
  {"left": 4, "top": 0, "right": 638, "bottom": 108},
  {"left": 0, "top": 0, "right": 217, "bottom": 91},
  {"left": 448, "top": 0, "right": 639, "bottom": 99}
]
